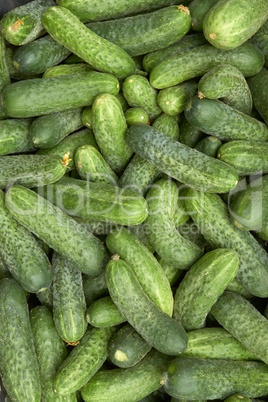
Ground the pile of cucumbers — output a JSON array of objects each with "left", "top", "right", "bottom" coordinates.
[{"left": 0, "top": 0, "right": 267, "bottom": 400}]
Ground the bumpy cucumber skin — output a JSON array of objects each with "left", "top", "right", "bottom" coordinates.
[
  {"left": 179, "top": 116, "right": 204, "bottom": 147},
  {"left": 54, "top": 327, "right": 116, "bottom": 395},
  {"left": 2, "top": 72, "right": 119, "bottom": 118},
  {"left": 252, "top": 21, "right": 268, "bottom": 67},
  {"left": 106, "top": 258, "right": 188, "bottom": 356},
  {"left": 177, "top": 220, "right": 207, "bottom": 249},
  {"left": 86, "top": 296, "right": 126, "bottom": 328},
  {"left": 194, "top": 136, "right": 222, "bottom": 158},
  {"left": 43, "top": 63, "right": 94, "bottom": 78},
  {"left": 83, "top": 271, "right": 108, "bottom": 307},
  {"left": 152, "top": 113, "right": 180, "bottom": 140},
  {"left": 185, "top": 97, "right": 268, "bottom": 141},
  {"left": 189, "top": 0, "right": 219, "bottom": 31},
  {"left": 164, "top": 356, "right": 268, "bottom": 400},
  {"left": 92, "top": 93, "right": 132, "bottom": 174},
  {"left": 125, "top": 108, "right": 149, "bottom": 126},
  {"left": 126, "top": 124, "right": 238, "bottom": 193},
  {"left": 42, "top": 6, "right": 135, "bottom": 79},
  {"left": 183, "top": 188, "right": 268, "bottom": 297},
  {"left": 198, "top": 64, "right": 252, "bottom": 114},
  {"left": 157, "top": 80, "right": 197, "bottom": 116},
  {"left": 0, "top": 279, "right": 41, "bottom": 401},
  {"left": 0, "top": 118, "right": 35, "bottom": 156},
  {"left": 248, "top": 67, "right": 268, "bottom": 125},
  {"left": 226, "top": 277, "right": 252, "bottom": 299},
  {"left": 106, "top": 227, "right": 174, "bottom": 316},
  {"left": 0, "top": 33, "right": 10, "bottom": 91},
  {"left": 217, "top": 140, "right": 268, "bottom": 175},
  {"left": 81, "top": 349, "right": 170, "bottom": 402},
  {"left": 82, "top": 106, "right": 93, "bottom": 129},
  {"left": 211, "top": 291, "right": 268, "bottom": 365},
  {"left": 203, "top": 0, "right": 268, "bottom": 50},
  {"left": 5, "top": 185, "right": 107, "bottom": 277},
  {"left": 150, "top": 43, "right": 264, "bottom": 89}
]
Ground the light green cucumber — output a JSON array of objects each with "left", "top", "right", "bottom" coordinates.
[
  {"left": 82, "top": 106, "right": 93, "bottom": 129},
  {"left": 0, "top": 254, "right": 10, "bottom": 280},
  {"left": 152, "top": 113, "right": 180, "bottom": 140},
  {"left": 194, "top": 136, "right": 222, "bottom": 158},
  {"left": 178, "top": 116, "right": 204, "bottom": 147},
  {"left": 157, "top": 80, "right": 197, "bottom": 116},
  {"left": 125, "top": 108, "right": 149, "bottom": 126},
  {"left": 43, "top": 63, "right": 94, "bottom": 78},
  {"left": 174, "top": 195, "right": 189, "bottom": 227},
  {"left": 188, "top": 0, "right": 219, "bottom": 31},
  {"left": 128, "top": 224, "right": 154, "bottom": 253},
  {"left": 251, "top": 21, "right": 268, "bottom": 67},
  {"left": 0, "top": 33, "right": 10, "bottom": 91},
  {"left": 248, "top": 67, "right": 268, "bottom": 125},
  {"left": 86, "top": 296, "right": 126, "bottom": 328},
  {"left": 0, "top": 118, "right": 35, "bottom": 156}
]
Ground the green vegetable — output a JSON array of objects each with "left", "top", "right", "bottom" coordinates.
[
  {"left": 188, "top": 0, "right": 219, "bottom": 31},
  {"left": 125, "top": 108, "right": 149, "bottom": 126},
  {"left": 157, "top": 80, "right": 197, "bottom": 116},
  {"left": 0, "top": 33, "right": 10, "bottom": 91},
  {"left": 0, "top": 118, "right": 35, "bottom": 156},
  {"left": 86, "top": 296, "right": 126, "bottom": 328},
  {"left": 43, "top": 62, "right": 93, "bottom": 78},
  {"left": 248, "top": 67, "right": 268, "bottom": 125},
  {"left": 194, "top": 136, "right": 222, "bottom": 158}
]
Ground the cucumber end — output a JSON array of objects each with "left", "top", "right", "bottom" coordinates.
[
  {"left": 178, "top": 5, "right": 190, "bottom": 15},
  {"left": 112, "top": 254, "right": 120, "bottom": 261},
  {"left": 61, "top": 152, "right": 72, "bottom": 168},
  {"left": 114, "top": 349, "right": 128, "bottom": 362}
]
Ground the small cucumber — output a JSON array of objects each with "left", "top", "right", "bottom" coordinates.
[
  {"left": 152, "top": 114, "right": 180, "bottom": 140},
  {"left": 82, "top": 106, "right": 93, "bottom": 129},
  {"left": 178, "top": 116, "right": 204, "bottom": 147},
  {"left": 86, "top": 296, "right": 126, "bottom": 328},
  {"left": 248, "top": 67, "right": 268, "bottom": 125},
  {"left": 83, "top": 271, "right": 108, "bottom": 307},
  {"left": 194, "top": 136, "right": 222, "bottom": 158},
  {"left": 188, "top": 0, "right": 219, "bottom": 31},
  {"left": 157, "top": 80, "right": 197, "bottom": 116},
  {"left": 125, "top": 108, "right": 149, "bottom": 126},
  {"left": 37, "top": 285, "right": 53, "bottom": 309},
  {"left": 43, "top": 63, "right": 94, "bottom": 78},
  {"left": 42, "top": 6, "right": 135, "bottom": 79},
  {"left": 0, "top": 34, "right": 10, "bottom": 91},
  {"left": 0, "top": 118, "right": 35, "bottom": 156},
  {"left": 251, "top": 21, "right": 268, "bottom": 67}
]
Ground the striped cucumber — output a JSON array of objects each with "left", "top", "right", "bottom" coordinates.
[
  {"left": 157, "top": 80, "right": 197, "bottom": 116},
  {"left": 194, "top": 136, "right": 222, "bottom": 158},
  {"left": 125, "top": 108, "right": 149, "bottom": 126},
  {"left": 83, "top": 271, "right": 108, "bottom": 307},
  {"left": 188, "top": 0, "right": 219, "bottom": 31},
  {"left": 0, "top": 33, "right": 10, "bottom": 91},
  {"left": 86, "top": 296, "right": 126, "bottom": 328},
  {"left": 248, "top": 67, "right": 268, "bottom": 125},
  {"left": 43, "top": 63, "right": 94, "bottom": 78},
  {"left": 0, "top": 118, "right": 35, "bottom": 156}
]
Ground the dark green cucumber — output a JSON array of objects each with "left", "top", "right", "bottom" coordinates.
[
  {"left": 188, "top": 0, "right": 219, "bottom": 31},
  {"left": 83, "top": 271, "right": 108, "bottom": 307},
  {"left": 1, "top": 71, "right": 119, "bottom": 118},
  {"left": 106, "top": 256, "right": 188, "bottom": 356},
  {"left": 178, "top": 116, "right": 204, "bottom": 147},
  {"left": 0, "top": 254, "right": 10, "bottom": 280},
  {"left": 183, "top": 188, "right": 268, "bottom": 297},
  {"left": 185, "top": 96, "right": 268, "bottom": 141},
  {"left": 157, "top": 257, "right": 184, "bottom": 286},
  {"left": 224, "top": 395, "right": 251, "bottom": 402},
  {"left": 126, "top": 124, "right": 238, "bottom": 193},
  {"left": 82, "top": 106, "right": 93, "bottom": 129},
  {"left": 150, "top": 43, "right": 264, "bottom": 89},
  {"left": 0, "top": 118, "right": 35, "bottom": 156},
  {"left": 251, "top": 21, "right": 268, "bottom": 67},
  {"left": 109, "top": 324, "right": 151, "bottom": 368},
  {"left": 86, "top": 6, "right": 191, "bottom": 57},
  {"left": 0, "top": 279, "right": 41, "bottom": 401},
  {"left": 0, "top": 33, "right": 10, "bottom": 91},
  {"left": 217, "top": 141, "right": 268, "bottom": 175},
  {"left": 37, "top": 285, "right": 53, "bottom": 309},
  {"left": 42, "top": 6, "right": 135, "bottom": 79},
  {"left": 43, "top": 63, "right": 94, "bottom": 78},
  {"left": 177, "top": 220, "right": 207, "bottom": 250},
  {"left": 194, "top": 136, "right": 222, "bottom": 158},
  {"left": 125, "top": 108, "right": 149, "bottom": 126},
  {"left": 157, "top": 80, "right": 197, "bottom": 116},
  {"left": 86, "top": 296, "right": 126, "bottom": 328},
  {"left": 152, "top": 114, "right": 180, "bottom": 140},
  {"left": 54, "top": 327, "right": 116, "bottom": 395},
  {"left": 226, "top": 277, "right": 252, "bottom": 299},
  {"left": 203, "top": 0, "right": 268, "bottom": 50},
  {"left": 5, "top": 185, "right": 107, "bottom": 277},
  {"left": 248, "top": 67, "right": 268, "bottom": 125}
]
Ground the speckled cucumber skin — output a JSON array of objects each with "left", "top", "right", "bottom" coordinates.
[
  {"left": 0, "top": 0, "right": 55, "bottom": 46},
  {"left": 81, "top": 349, "right": 170, "bottom": 402},
  {"left": 92, "top": 93, "right": 132, "bottom": 174},
  {"left": 179, "top": 116, "right": 204, "bottom": 148},
  {"left": 177, "top": 220, "right": 207, "bottom": 249},
  {"left": 43, "top": 63, "right": 94, "bottom": 78},
  {"left": 37, "top": 285, "right": 53, "bottom": 308},
  {"left": 194, "top": 136, "right": 222, "bottom": 158},
  {"left": 152, "top": 113, "right": 180, "bottom": 140},
  {"left": 211, "top": 291, "right": 268, "bottom": 365},
  {"left": 251, "top": 21, "right": 268, "bottom": 67},
  {"left": 0, "top": 279, "right": 41, "bottom": 401},
  {"left": 126, "top": 124, "right": 238, "bottom": 193},
  {"left": 0, "top": 118, "right": 34, "bottom": 156},
  {"left": 217, "top": 141, "right": 268, "bottom": 175},
  {"left": 248, "top": 67, "right": 268, "bottom": 125},
  {"left": 157, "top": 80, "right": 197, "bottom": 116},
  {"left": 82, "top": 106, "right": 93, "bottom": 129},
  {"left": 150, "top": 43, "right": 264, "bottom": 89},
  {"left": 86, "top": 6, "right": 191, "bottom": 57},
  {"left": 42, "top": 6, "right": 135, "bottom": 79},
  {"left": 106, "top": 227, "right": 174, "bottom": 316},
  {"left": 83, "top": 271, "right": 108, "bottom": 307},
  {"left": 125, "top": 108, "right": 149, "bottom": 126},
  {"left": 173, "top": 249, "right": 239, "bottom": 330},
  {"left": 188, "top": 0, "right": 219, "bottom": 31},
  {"left": 5, "top": 185, "right": 107, "bottom": 277},
  {"left": 157, "top": 257, "right": 184, "bottom": 286},
  {"left": 2, "top": 72, "right": 119, "bottom": 118},
  {"left": 164, "top": 356, "right": 268, "bottom": 400},
  {"left": 185, "top": 97, "right": 268, "bottom": 141},
  {"left": 226, "top": 277, "right": 252, "bottom": 299},
  {"left": 54, "top": 327, "right": 116, "bottom": 395},
  {"left": 198, "top": 64, "right": 252, "bottom": 114},
  {"left": 106, "top": 257, "right": 188, "bottom": 356},
  {"left": 0, "top": 34, "right": 10, "bottom": 91},
  {"left": 203, "top": 0, "right": 268, "bottom": 50},
  {"left": 86, "top": 296, "right": 126, "bottom": 328},
  {"left": 184, "top": 327, "right": 259, "bottom": 360},
  {"left": 183, "top": 188, "right": 268, "bottom": 297}
]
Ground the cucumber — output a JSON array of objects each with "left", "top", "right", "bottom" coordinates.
[
  {"left": 177, "top": 220, "right": 207, "bottom": 250},
  {"left": 0, "top": 254, "right": 11, "bottom": 280},
  {"left": 42, "top": 6, "right": 136, "bottom": 79},
  {"left": 185, "top": 96, "right": 268, "bottom": 141},
  {"left": 106, "top": 256, "right": 188, "bottom": 356},
  {"left": 64, "top": 53, "right": 84, "bottom": 64},
  {"left": 150, "top": 43, "right": 264, "bottom": 89},
  {"left": 184, "top": 327, "right": 259, "bottom": 361},
  {"left": 116, "top": 92, "right": 129, "bottom": 113},
  {"left": 0, "top": 278, "right": 41, "bottom": 401},
  {"left": 194, "top": 136, "right": 222, "bottom": 158},
  {"left": 0, "top": 0, "right": 55, "bottom": 46},
  {"left": 128, "top": 224, "right": 155, "bottom": 253},
  {"left": 109, "top": 324, "right": 151, "bottom": 368},
  {"left": 178, "top": 116, "right": 204, "bottom": 147},
  {"left": 43, "top": 63, "right": 94, "bottom": 78},
  {"left": 164, "top": 356, "right": 268, "bottom": 400},
  {"left": 81, "top": 350, "right": 170, "bottom": 402},
  {"left": 203, "top": 0, "right": 268, "bottom": 50},
  {"left": 188, "top": 0, "right": 219, "bottom": 31},
  {"left": 174, "top": 249, "right": 239, "bottom": 330},
  {"left": 54, "top": 327, "right": 116, "bottom": 395},
  {"left": 224, "top": 395, "right": 251, "bottom": 402},
  {"left": 83, "top": 273, "right": 108, "bottom": 309},
  {"left": 157, "top": 80, "right": 197, "bottom": 116},
  {"left": 106, "top": 226, "right": 174, "bottom": 316},
  {"left": 157, "top": 257, "right": 184, "bottom": 286},
  {"left": 226, "top": 277, "right": 252, "bottom": 299},
  {"left": 0, "top": 33, "right": 10, "bottom": 91},
  {"left": 30, "top": 108, "right": 83, "bottom": 149},
  {"left": 152, "top": 114, "right": 180, "bottom": 140},
  {"left": 217, "top": 141, "right": 268, "bottom": 175},
  {"left": 86, "top": 6, "right": 191, "bottom": 57},
  {"left": 0, "top": 118, "right": 35, "bottom": 156},
  {"left": 5, "top": 185, "right": 107, "bottom": 277},
  {"left": 1, "top": 71, "right": 119, "bottom": 118},
  {"left": 37, "top": 285, "right": 53, "bottom": 309},
  {"left": 197, "top": 64, "right": 253, "bottom": 114},
  {"left": 82, "top": 106, "right": 93, "bottom": 129},
  {"left": 126, "top": 124, "right": 238, "bottom": 193},
  {"left": 183, "top": 188, "right": 268, "bottom": 297},
  {"left": 92, "top": 93, "right": 132, "bottom": 174},
  {"left": 251, "top": 21, "right": 268, "bottom": 67},
  {"left": 125, "top": 108, "right": 149, "bottom": 126},
  {"left": 86, "top": 296, "right": 126, "bottom": 328},
  {"left": 248, "top": 67, "right": 268, "bottom": 125}
]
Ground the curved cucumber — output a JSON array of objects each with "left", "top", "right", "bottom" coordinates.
[
  {"left": 248, "top": 67, "right": 268, "bottom": 125},
  {"left": 157, "top": 80, "right": 197, "bottom": 116},
  {"left": 0, "top": 34, "right": 10, "bottom": 91},
  {"left": 152, "top": 113, "right": 179, "bottom": 140},
  {"left": 86, "top": 296, "right": 126, "bottom": 328},
  {"left": 251, "top": 21, "right": 268, "bottom": 67},
  {"left": 194, "top": 136, "right": 222, "bottom": 158},
  {"left": 0, "top": 118, "right": 35, "bottom": 156},
  {"left": 83, "top": 271, "right": 108, "bottom": 307},
  {"left": 188, "top": 0, "right": 219, "bottom": 31},
  {"left": 125, "top": 108, "right": 149, "bottom": 126},
  {"left": 179, "top": 116, "right": 204, "bottom": 147},
  {"left": 43, "top": 63, "right": 94, "bottom": 78}
]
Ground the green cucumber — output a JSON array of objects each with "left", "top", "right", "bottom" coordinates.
[
  {"left": 106, "top": 226, "right": 174, "bottom": 316},
  {"left": 183, "top": 188, "right": 268, "bottom": 297},
  {"left": 5, "top": 185, "right": 107, "bottom": 277},
  {"left": 86, "top": 296, "right": 126, "bottom": 328},
  {"left": 92, "top": 93, "right": 132, "bottom": 174},
  {"left": 54, "top": 327, "right": 116, "bottom": 395},
  {"left": 81, "top": 350, "right": 170, "bottom": 402},
  {"left": 83, "top": 271, "right": 108, "bottom": 307},
  {"left": 188, "top": 0, "right": 219, "bottom": 31},
  {"left": 2, "top": 71, "right": 119, "bottom": 118},
  {"left": 251, "top": 20, "right": 268, "bottom": 67},
  {"left": 185, "top": 96, "right": 268, "bottom": 141},
  {"left": 248, "top": 67, "right": 268, "bottom": 125},
  {"left": 157, "top": 80, "right": 197, "bottom": 116},
  {"left": 174, "top": 249, "right": 239, "bottom": 330},
  {"left": 177, "top": 220, "right": 207, "bottom": 250},
  {"left": 164, "top": 356, "right": 268, "bottom": 400},
  {"left": 30, "top": 108, "right": 83, "bottom": 149},
  {"left": 37, "top": 285, "right": 53, "bottom": 309},
  {"left": 116, "top": 92, "right": 129, "bottom": 113},
  {"left": 152, "top": 114, "right": 180, "bottom": 140},
  {"left": 82, "top": 106, "right": 93, "bottom": 129},
  {"left": 128, "top": 224, "right": 155, "bottom": 253},
  {"left": 106, "top": 256, "right": 188, "bottom": 356},
  {"left": 126, "top": 124, "right": 238, "bottom": 193},
  {"left": 203, "top": 0, "right": 268, "bottom": 50},
  {"left": 0, "top": 33, "right": 10, "bottom": 91},
  {"left": 226, "top": 277, "right": 252, "bottom": 299},
  {"left": 217, "top": 141, "right": 268, "bottom": 175},
  {"left": 178, "top": 116, "right": 204, "bottom": 147},
  {"left": 42, "top": 6, "right": 135, "bottom": 79},
  {"left": 0, "top": 118, "right": 35, "bottom": 156},
  {"left": 157, "top": 257, "right": 184, "bottom": 286},
  {"left": 0, "top": 0, "right": 55, "bottom": 46},
  {"left": 109, "top": 324, "right": 151, "bottom": 368},
  {"left": 174, "top": 195, "right": 189, "bottom": 227},
  {"left": 198, "top": 64, "right": 253, "bottom": 114},
  {"left": 0, "top": 279, "right": 41, "bottom": 401},
  {"left": 43, "top": 63, "right": 94, "bottom": 78},
  {"left": 0, "top": 254, "right": 10, "bottom": 280},
  {"left": 125, "top": 108, "right": 149, "bottom": 126},
  {"left": 194, "top": 136, "right": 222, "bottom": 158},
  {"left": 150, "top": 43, "right": 264, "bottom": 89}
]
